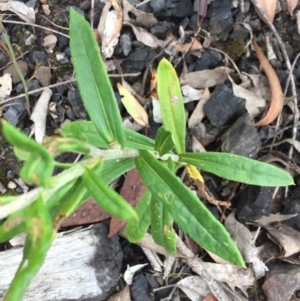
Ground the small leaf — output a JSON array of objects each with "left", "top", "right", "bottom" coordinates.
[
  {"left": 154, "top": 126, "right": 174, "bottom": 156},
  {"left": 157, "top": 58, "right": 186, "bottom": 154},
  {"left": 117, "top": 83, "right": 148, "bottom": 127},
  {"left": 126, "top": 190, "right": 152, "bottom": 242},
  {"left": 3, "top": 196, "right": 53, "bottom": 301},
  {"left": 69, "top": 9, "right": 125, "bottom": 148},
  {"left": 151, "top": 196, "right": 176, "bottom": 254},
  {"left": 2, "top": 120, "right": 54, "bottom": 186},
  {"left": 82, "top": 168, "right": 138, "bottom": 221},
  {"left": 60, "top": 120, "right": 155, "bottom": 150},
  {"left": 180, "top": 152, "right": 294, "bottom": 187},
  {"left": 135, "top": 150, "right": 245, "bottom": 266}
]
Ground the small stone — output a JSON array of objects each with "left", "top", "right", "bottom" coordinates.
[
  {"left": 0, "top": 182, "right": 7, "bottom": 194},
  {"left": 67, "top": 89, "right": 87, "bottom": 119},
  {"left": 7, "top": 181, "right": 17, "bottom": 189},
  {"left": 0, "top": 52, "right": 7, "bottom": 68},
  {"left": 3, "top": 60, "right": 28, "bottom": 84},
  {"left": 30, "top": 51, "right": 47, "bottom": 64},
  {"left": 36, "top": 66, "right": 51, "bottom": 87},
  {"left": 3, "top": 98, "right": 27, "bottom": 125},
  {"left": 80, "top": 0, "right": 91, "bottom": 11},
  {"left": 16, "top": 79, "right": 41, "bottom": 96},
  {"left": 7, "top": 170, "right": 17, "bottom": 181}
]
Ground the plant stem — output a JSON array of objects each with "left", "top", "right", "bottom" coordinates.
[{"left": 0, "top": 20, "right": 31, "bottom": 115}]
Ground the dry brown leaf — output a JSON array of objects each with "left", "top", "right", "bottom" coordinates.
[
  {"left": 107, "top": 285, "right": 130, "bottom": 301},
  {"left": 175, "top": 38, "right": 203, "bottom": 53},
  {"left": 180, "top": 67, "right": 233, "bottom": 89},
  {"left": 117, "top": 83, "right": 148, "bottom": 126},
  {"left": 255, "top": 0, "right": 276, "bottom": 22},
  {"left": 253, "top": 39, "right": 283, "bottom": 126},
  {"left": 122, "top": 0, "right": 158, "bottom": 28},
  {"left": 228, "top": 75, "right": 266, "bottom": 117},
  {"left": 287, "top": 0, "right": 298, "bottom": 15},
  {"left": 106, "top": 0, "right": 123, "bottom": 46},
  {"left": 123, "top": 22, "right": 164, "bottom": 48}
]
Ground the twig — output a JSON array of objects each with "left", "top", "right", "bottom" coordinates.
[
  {"left": 2, "top": 20, "right": 70, "bottom": 38},
  {"left": 38, "top": 14, "right": 69, "bottom": 31},
  {"left": 0, "top": 21, "right": 31, "bottom": 115},
  {"left": 0, "top": 72, "right": 141, "bottom": 106},
  {"left": 90, "top": 0, "right": 95, "bottom": 28}
]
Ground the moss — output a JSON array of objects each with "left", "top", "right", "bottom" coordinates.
[{"left": 225, "top": 39, "right": 247, "bottom": 61}]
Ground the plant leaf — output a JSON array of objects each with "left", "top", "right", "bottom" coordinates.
[
  {"left": 180, "top": 152, "right": 294, "bottom": 187},
  {"left": 126, "top": 189, "right": 152, "bottom": 242},
  {"left": 151, "top": 195, "right": 176, "bottom": 254},
  {"left": 69, "top": 9, "right": 125, "bottom": 148},
  {"left": 157, "top": 58, "right": 186, "bottom": 154},
  {"left": 3, "top": 196, "right": 53, "bottom": 301},
  {"left": 117, "top": 83, "right": 148, "bottom": 127},
  {"left": 135, "top": 150, "right": 245, "bottom": 266},
  {"left": 82, "top": 168, "right": 138, "bottom": 221},
  {"left": 154, "top": 126, "right": 174, "bottom": 156},
  {"left": 59, "top": 120, "right": 155, "bottom": 150},
  {"left": 2, "top": 120, "right": 54, "bottom": 186}
]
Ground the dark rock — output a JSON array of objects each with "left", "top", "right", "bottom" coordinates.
[
  {"left": 207, "top": 0, "right": 233, "bottom": 41},
  {"left": 55, "top": 81, "right": 68, "bottom": 95},
  {"left": 150, "top": 21, "right": 172, "bottom": 39},
  {"left": 57, "top": 35, "right": 69, "bottom": 52},
  {"left": 121, "top": 47, "right": 157, "bottom": 72},
  {"left": 16, "top": 187, "right": 23, "bottom": 194},
  {"left": 26, "top": 0, "right": 37, "bottom": 8},
  {"left": 204, "top": 84, "right": 246, "bottom": 128},
  {"left": 282, "top": 185, "right": 300, "bottom": 228},
  {"left": 55, "top": 13, "right": 69, "bottom": 27},
  {"left": 30, "top": 51, "right": 47, "bottom": 64},
  {"left": 235, "top": 185, "right": 275, "bottom": 222},
  {"left": 180, "top": 17, "right": 190, "bottom": 29},
  {"left": 193, "top": 49, "right": 223, "bottom": 71},
  {"left": 220, "top": 113, "right": 261, "bottom": 158},
  {"left": 51, "top": 94, "right": 62, "bottom": 102},
  {"left": 65, "top": 105, "right": 76, "bottom": 120},
  {"left": 16, "top": 79, "right": 41, "bottom": 97},
  {"left": 131, "top": 273, "right": 152, "bottom": 301},
  {"left": 80, "top": 0, "right": 91, "bottom": 11},
  {"left": 248, "top": 18, "right": 262, "bottom": 32},
  {"left": 3, "top": 98, "right": 27, "bottom": 126},
  {"left": 185, "top": 101, "right": 195, "bottom": 112},
  {"left": 150, "top": 0, "right": 193, "bottom": 18},
  {"left": 258, "top": 126, "right": 277, "bottom": 140},
  {"left": 188, "top": 13, "right": 200, "bottom": 30},
  {"left": 6, "top": 170, "right": 17, "bottom": 181},
  {"left": 0, "top": 52, "right": 7, "bottom": 68},
  {"left": 67, "top": 89, "right": 87, "bottom": 119},
  {"left": 229, "top": 24, "right": 249, "bottom": 40}
]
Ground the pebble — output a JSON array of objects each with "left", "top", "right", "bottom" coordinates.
[
  {"left": 3, "top": 60, "right": 28, "bottom": 84},
  {"left": 30, "top": 51, "right": 47, "bottom": 64},
  {"left": 36, "top": 66, "right": 51, "bottom": 87},
  {"left": 80, "top": 1, "right": 91, "bottom": 11},
  {"left": 3, "top": 97, "right": 27, "bottom": 125},
  {"left": 7, "top": 181, "right": 17, "bottom": 189}
]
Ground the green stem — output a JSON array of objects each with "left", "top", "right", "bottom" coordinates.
[{"left": 0, "top": 21, "right": 31, "bottom": 115}]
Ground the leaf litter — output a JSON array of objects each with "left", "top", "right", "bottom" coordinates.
[{"left": 2, "top": 0, "right": 300, "bottom": 300}]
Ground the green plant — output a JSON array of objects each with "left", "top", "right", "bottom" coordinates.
[{"left": 0, "top": 9, "right": 293, "bottom": 300}]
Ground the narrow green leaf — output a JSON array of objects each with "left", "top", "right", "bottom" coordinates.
[
  {"left": 69, "top": 9, "right": 125, "bottom": 148},
  {"left": 180, "top": 152, "right": 294, "bottom": 187},
  {"left": 151, "top": 196, "right": 176, "bottom": 254},
  {"left": 157, "top": 58, "right": 186, "bottom": 154},
  {"left": 3, "top": 196, "right": 53, "bottom": 301},
  {"left": 126, "top": 190, "right": 152, "bottom": 242},
  {"left": 59, "top": 120, "right": 155, "bottom": 150},
  {"left": 135, "top": 150, "right": 245, "bottom": 267},
  {"left": 1, "top": 120, "right": 54, "bottom": 186},
  {"left": 82, "top": 168, "right": 138, "bottom": 221},
  {"left": 154, "top": 126, "right": 174, "bottom": 156}
]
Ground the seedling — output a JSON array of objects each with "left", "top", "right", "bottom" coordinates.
[{"left": 0, "top": 9, "right": 293, "bottom": 301}]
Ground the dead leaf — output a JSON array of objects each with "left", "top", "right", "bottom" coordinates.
[
  {"left": 287, "top": 0, "right": 298, "bottom": 15},
  {"left": 0, "top": 73, "right": 12, "bottom": 100},
  {"left": 225, "top": 211, "right": 267, "bottom": 279},
  {"left": 253, "top": 39, "right": 283, "bottom": 126},
  {"left": 123, "top": 118, "right": 144, "bottom": 131},
  {"left": 0, "top": 0, "right": 35, "bottom": 23},
  {"left": 228, "top": 75, "right": 266, "bottom": 117},
  {"left": 151, "top": 96, "right": 162, "bottom": 123},
  {"left": 124, "top": 263, "right": 148, "bottom": 285},
  {"left": 203, "top": 295, "right": 218, "bottom": 301},
  {"left": 117, "top": 83, "right": 148, "bottom": 126},
  {"left": 266, "top": 224, "right": 300, "bottom": 258},
  {"left": 42, "top": 4, "right": 50, "bottom": 15},
  {"left": 188, "top": 86, "right": 210, "bottom": 128},
  {"left": 107, "top": 285, "right": 131, "bottom": 301},
  {"left": 175, "top": 276, "right": 211, "bottom": 301},
  {"left": 255, "top": 0, "right": 276, "bottom": 22},
  {"left": 175, "top": 38, "right": 203, "bottom": 53},
  {"left": 122, "top": 0, "right": 158, "bottom": 28},
  {"left": 30, "top": 88, "right": 52, "bottom": 143},
  {"left": 123, "top": 22, "right": 165, "bottom": 48},
  {"left": 182, "top": 85, "right": 204, "bottom": 103},
  {"left": 108, "top": 169, "right": 146, "bottom": 237},
  {"left": 180, "top": 67, "right": 233, "bottom": 89},
  {"left": 250, "top": 213, "right": 297, "bottom": 226}
]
